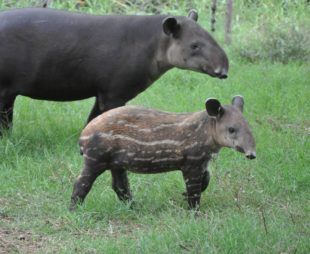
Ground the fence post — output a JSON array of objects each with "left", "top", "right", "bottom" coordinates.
[
  {"left": 211, "top": 0, "right": 217, "bottom": 32},
  {"left": 225, "top": 0, "right": 233, "bottom": 44}
]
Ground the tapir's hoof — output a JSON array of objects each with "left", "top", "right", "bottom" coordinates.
[
  {"left": 69, "top": 200, "right": 80, "bottom": 212},
  {"left": 125, "top": 200, "right": 135, "bottom": 209}
]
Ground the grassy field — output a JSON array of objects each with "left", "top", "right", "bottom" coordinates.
[{"left": 0, "top": 1, "right": 309, "bottom": 253}]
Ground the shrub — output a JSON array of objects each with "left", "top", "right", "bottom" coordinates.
[{"left": 236, "top": 20, "right": 310, "bottom": 64}]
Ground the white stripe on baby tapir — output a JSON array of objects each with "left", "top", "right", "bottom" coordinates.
[
  {"left": 188, "top": 175, "right": 202, "bottom": 181},
  {"left": 80, "top": 130, "right": 113, "bottom": 141},
  {"left": 184, "top": 142, "right": 199, "bottom": 150},
  {"left": 80, "top": 132, "right": 185, "bottom": 147},
  {"left": 194, "top": 121, "right": 204, "bottom": 132},
  {"left": 152, "top": 157, "right": 184, "bottom": 163},
  {"left": 187, "top": 152, "right": 206, "bottom": 161},
  {"left": 114, "top": 149, "right": 127, "bottom": 154},
  {"left": 123, "top": 120, "right": 194, "bottom": 133},
  {"left": 84, "top": 146, "right": 112, "bottom": 155},
  {"left": 83, "top": 153, "right": 98, "bottom": 161},
  {"left": 96, "top": 132, "right": 185, "bottom": 147},
  {"left": 133, "top": 157, "right": 155, "bottom": 161}
]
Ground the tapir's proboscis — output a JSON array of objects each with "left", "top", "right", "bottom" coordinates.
[
  {"left": 0, "top": 8, "right": 228, "bottom": 136},
  {"left": 70, "top": 96, "right": 256, "bottom": 211}
]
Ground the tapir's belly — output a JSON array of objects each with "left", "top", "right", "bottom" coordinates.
[{"left": 20, "top": 81, "right": 97, "bottom": 101}]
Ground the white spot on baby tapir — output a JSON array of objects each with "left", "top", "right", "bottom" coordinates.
[
  {"left": 80, "top": 135, "right": 92, "bottom": 141},
  {"left": 201, "top": 161, "right": 209, "bottom": 172},
  {"left": 127, "top": 152, "right": 135, "bottom": 157},
  {"left": 105, "top": 147, "right": 113, "bottom": 153},
  {"left": 117, "top": 120, "right": 126, "bottom": 124}
]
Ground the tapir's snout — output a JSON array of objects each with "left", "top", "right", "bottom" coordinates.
[
  {"left": 213, "top": 53, "right": 229, "bottom": 79},
  {"left": 235, "top": 146, "right": 256, "bottom": 160},
  {"left": 214, "top": 68, "right": 228, "bottom": 79},
  {"left": 202, "top": 66, "right": 228, "bottom": 79},
  {"left": 246, "top": 151, "right": 256, "bottom": 160}
]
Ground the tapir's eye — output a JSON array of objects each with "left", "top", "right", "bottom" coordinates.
[
  {"left": 190, "top": 43, "right": 200, "bottom": 50},
  {"left": 228, "top": 127, "right": 235, "bottom": 134}
]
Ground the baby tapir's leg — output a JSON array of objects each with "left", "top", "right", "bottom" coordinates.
[
  {"left": 70, "top": 161, "right": 105, "bottom": 211},
  {"left": 201, "top": 170, "right": 210, "bottom": 193},
  {"left": 111, "top": 169, "right": 132, "bottom": 202},
  {"left": 182, "top": 168, "right": 203, "bottom": 209},
  {"left": 183, "top": 169, "right": 210, "bottom": 198}
]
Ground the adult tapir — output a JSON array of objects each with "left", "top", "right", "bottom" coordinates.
[{"left": 0, "top": 8, "right": 229, "bottom": 136}]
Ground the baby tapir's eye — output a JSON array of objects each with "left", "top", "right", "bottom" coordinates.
[{"left": 228, "top": 127, "right": 235, "bottom": 134}]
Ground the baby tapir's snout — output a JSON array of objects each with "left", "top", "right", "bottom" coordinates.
[{"left": 70, "top": 96, "right": 256, "bottom": 211}]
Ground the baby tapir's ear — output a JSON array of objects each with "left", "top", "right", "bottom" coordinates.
[
  {"left": 205, "top": 98, "right": 223, "bottom": 117},
  {"left": 232, "top": 95, "right": 244, "bottom": 112},
  {"left": 188, "top": 9, "right": 198, "bottom": 22},
  {"left": 162, "top": 17, "right": 180, "bottom": 37}
]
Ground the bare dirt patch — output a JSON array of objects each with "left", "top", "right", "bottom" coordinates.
[{"left": 0, "top": 228, "right": 43, "bottom": 254}]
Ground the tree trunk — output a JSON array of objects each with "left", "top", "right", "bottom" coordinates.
[{"left": 41, "top": 0, "right": 52, "bottom": 7}]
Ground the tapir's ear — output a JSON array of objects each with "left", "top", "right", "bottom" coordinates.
[
  {"left": 162, "top": 17, "right": 180, "bottom": 37},
  {"left": 232, "top": 95, "right": 244, "bottom": 112},
  {"left": 188, "top": 9, "right": 198, "bottom": 22},
  {"left": 205, "top": 98, "right": 224, "bottom": 117}
]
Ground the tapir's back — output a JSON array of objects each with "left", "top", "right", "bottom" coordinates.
[
  {"left": 0, "top": 8, "right": 167, "bottom": 100},
  {"left": 0, "top": 8, "right": 166, "bottom": 43}
]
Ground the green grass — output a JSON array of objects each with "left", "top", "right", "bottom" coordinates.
[{"left": 1, "top": 1, "right": 310, "bottom": 253}]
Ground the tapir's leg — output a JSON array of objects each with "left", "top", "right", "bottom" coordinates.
[
  {"left": 86, "top": 99, "right": 101, "bottom": 124},
  {"left": 86, "top": 94, "right": 126, "bottom": 124},
  {"left": 111, "top": 169, "right": 132, "bottom": 202},
  {"left": 201, "top": 170, "right": 210, "bottom": 193},
  {"left": 0, "top": 95, "right": 16, "bottom": 136},
  {"left": 183, "top": 166, "right": 210, "bottom": 197},
  {"left": 70, "top": 161, "right": 105, "bottom": 211},
  {"left": 182, "top": 168, "right": 203, "bottom": 209}
]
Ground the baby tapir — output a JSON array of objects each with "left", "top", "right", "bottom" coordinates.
[{"left": 70, "top": 96, "right": 256, "bottom": 210}]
